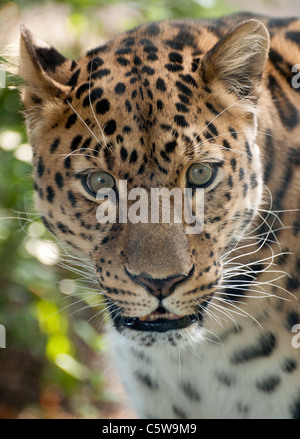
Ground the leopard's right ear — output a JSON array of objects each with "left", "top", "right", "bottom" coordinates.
[{"left": 19, "top": 26, "right": 73, "bottom": 105}]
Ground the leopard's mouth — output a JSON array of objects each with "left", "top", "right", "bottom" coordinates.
[{"left": 113, "top": 300, "right": 211, "bottom": 333}]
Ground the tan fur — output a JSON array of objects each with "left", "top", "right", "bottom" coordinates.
[{"left": 6, "top": 13, "right": 300, "bottom": 418}]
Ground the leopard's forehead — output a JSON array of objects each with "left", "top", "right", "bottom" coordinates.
[
  {"left": 69, "top": 21, "right": 215, "bottom": 131},
  {"left": 55, "top": 20, "right": 233, "bottom": 185}
]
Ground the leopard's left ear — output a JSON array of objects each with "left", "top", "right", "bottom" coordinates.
[
  {"left": 202, "top": 19, "right": 270, "bottom": 100},
  {"left": 19, "top": 26, "right": 73, "bottom": 106}
]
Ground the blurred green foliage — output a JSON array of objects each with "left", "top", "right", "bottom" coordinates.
[{"left": 0, "top": 0, "right": 231, "bottom": 418}]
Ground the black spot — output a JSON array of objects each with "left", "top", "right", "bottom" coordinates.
[
  {"left": 207, "top": 121, "right": 218, "bottom": 136},
  {"left": 96, "top": 99, "right": 110, "bottom": 115},
  {"left": 57, "top": 221, "right": 74, "bottom": 235},
  {"left": 160, "top": 150, "right": 170, "bottom": 162},
  {"left": 228, "top": 175, "right": 233, "bottom": 188},
  {"left": 147, "top": 89, "right": 153, "bottom": 100},
  {"left": 35, "top": 47, "right": 66, "bottom": 73},
  {"left": 46, "top": 186, "right": 55, "bottom": 203},
  {"left": 120, "top": 146, "right": 128, "bottom": 161},
  {"left": 286, "top": 311, "right": 300, "bottom": 330},
  {"left": 175, "top": 81, "right": 192, "bottom": 96},
  {"left": 268, "top": 74, "right": 298, "bottom": 129},
  {"left": 122, "top": 126, "right": 132, "bottom": 134},
  {"left": 70, "top": 135, "right": 82, "bottom": 151},
  {"left": 104, "top": 120, "right": 116, "bottom": 136},
  {"left": 76, "top": 83, "right": 90, "bottom": 99},
  {"left": 173, "top": 364, "right": 193, "bottom": 394},
  {"left": 229, "top": 127, "right": 237, "bottom": 139},
  {"left": 169, "top": 52, "right": 183, "bottom": 63},
  {"left": 64, "top": 156, "right": 71, "bottom": 169},
  {"left": 37, "top": 157, "right": 44, "bottom": 177},
  {"left": 90, "top": 68, "right": 111, "bottom": 80},
  {"left": 175, "top": 103, "right": 188, "bottom": 113},
  {"left": 204, "top": 130, "right": 213, "bottom": 141},
  {"left": 164, "top": 30, "right": 195, "bottom": 51},
  {"left": 55, "top": 172, "right": 64, "bottom": 189},
  {"left": 291, "top": 391, "right": 300, "bottom": 419},
  {"left": 179, "top": 74, "right": 198, "bottom": 88},
  {"left": 206, "top": 102, "right": 219, "bottom": 115},
  {"left": 156, "top": 78, "right": 166, "bottom": 92},
  {"left": 174, "top": 115, "right": 189, "bottom": 127},
  {"left": 216, "top": 372, "right": 236, "bottom": 387},
  {"left": 116, "top": 135, "right": 124, "bottom": 144},
  {"left": 125, "top": 100, "right": 132, "bottom": 113},
  {"left": 165, "top": 63, "right": 184, "bottom": 72},
  {"left": 268, "top": 17, "right": 296, "bottom": 28},
  {"left": 143, "top": 45, "right": 158, "bottom": 53},
  {"left": 145, "top": 23, "right": 160, "bottom": 37},
  {"left": 50, "top": 138, "right": 60, "bottom": 154},
  {"left": 237, "top": 402, "right": 250, "bottom": 415},
  {"left": 165, "top": 140, "right": 177, "bottom": 153},
  {"left": 147, "top": 53, "right": 158, "bottom": 61},
  {"left": 239, "top": 168, "right": 245, "bottom": 180},
  {"left": 122, "top": 36, "right": 136, "bottom": 47},
  {"left": 70, "top": 60, "right": 77, "bottom": 71},
  {"left": 231, "top": 332, "right": 276, "bottom": 364},
  {"left": 135, "top": 372, "right": 158, "bottom": 390},
  {"left": 256, "top": 376, "right": 280, "bottom": 393},
  {"left": 82, "top": 137, "right": 92, "bottom": 149},
  {"left": 67, "top": 68, "right": 80, "bottom": 88},
  {"left": 282, "top": 358, "right": 297, "bottom": 373},
  {"left": 138, "top": 164, "right": 145, "bottom": 175},
  {"left": 83, "top": 87, "right": 103, "bottom": 107},
  {"left": 129, "top": 150, "right": 138, "bottom": 163},
  {"left": 130, "top": 56, "right": 140, "bottom": 68},
  {"left": 141, "top": 66, "right": 155, "bottom": 75},
  {"left": 31, "top": 94, "right": 42, "bottom": 104},
  {"left": 87, "top": 44, "right": 109, "bottom": 56},
  {"left": 115, "top": 47, "right": 132, "bottom": 56},
  {"left": 87, "top": 57, "right": 104, "bottom": 73},
  {"left": 250, "top": 173, "right": 258, "bottom": 188},
  {"left": 223, "top": 139, "right": 231, "bottom": 150},
  {"left": 286, "top": 31, "right": 300, "bottom": 46},
  {"left": 178, "top": 94, "right": 190, "bottom": 105},
  {"left": 230, "top": 158, "right": 237, "bottom": 172},
  {"left": 65, "top": 113, "right": 77, "bottom": 129},
  {"left": 67, "top": 190, "right": 77, "bottom": 207},
  {"left": 210, "top": 216, "right": 221, "bottom": 223},
  {"left": 287, "top": 276, "right": 300, "bottom": 291},
  {"left": 157, "top": 100, "right": 163, "bottom": 111},
  {"left": 115, "top": 82, "right": 126, "bottom": 94},
  {"left": 172, "top": 405, "right": 187, "bottom": 419},
  {"left": 243, "top": 183, "right": 248, "bottom": 197},
  {"left": 245, "top": 141, "right": 252, "bottom": 162}
]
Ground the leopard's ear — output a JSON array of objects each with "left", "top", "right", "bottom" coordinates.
[
  {"left": 19, "top": 26, "right": 72, "bottom": 106},
  {"left": 202, "top": 19, "right": 270, "bottom": 100}
]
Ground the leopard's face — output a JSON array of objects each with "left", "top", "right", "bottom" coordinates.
[{"left": 19, "top": 19, "right": 269, "bottom": 346}]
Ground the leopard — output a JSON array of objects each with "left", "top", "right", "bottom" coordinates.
[{"left": 5, "top": 11, "right": 300, "bottom": 418}]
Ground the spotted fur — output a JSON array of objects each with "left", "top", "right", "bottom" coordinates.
[{"left": 8, "top": 12, "right": 300, "bottom": 418}]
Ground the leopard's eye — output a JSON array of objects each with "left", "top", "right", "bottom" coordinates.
[
  {"left": 187, "top": 163, "right": 216, "bottom": 188},
  {"left": 82, "top": 171, "right": 115, "bottom": 197}
]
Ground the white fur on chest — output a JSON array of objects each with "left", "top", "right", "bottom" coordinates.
[{"left": 108, "top": 320, "right": 296, "bottom": 419}]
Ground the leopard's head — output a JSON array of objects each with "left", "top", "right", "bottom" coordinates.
[{"left": 17, "top": 19, "right": 269, "bottom": 346}]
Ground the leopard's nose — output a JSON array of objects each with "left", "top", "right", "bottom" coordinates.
[{"left": 126, "top": 266, "right": 194, "bottom": 298}]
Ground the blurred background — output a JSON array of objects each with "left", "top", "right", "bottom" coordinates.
[{"left": 0, "top": 0, "right": 299, "bottom": 420}]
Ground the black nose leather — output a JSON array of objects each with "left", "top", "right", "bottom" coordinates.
[{"left": 130, "top": 272, "right": 188, "bottom": 298}]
